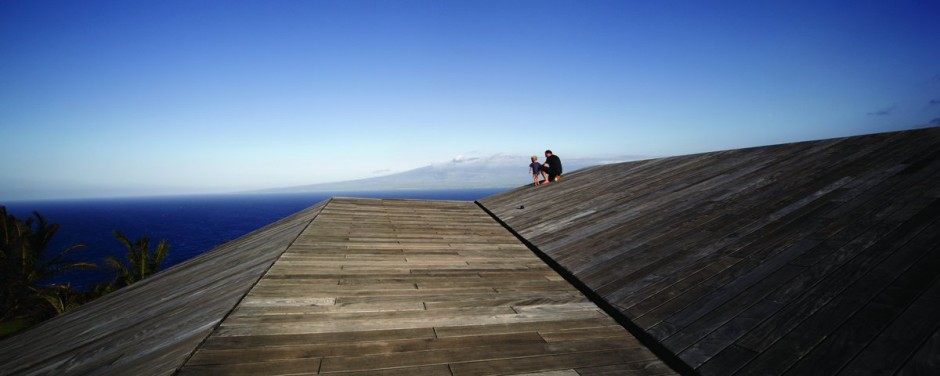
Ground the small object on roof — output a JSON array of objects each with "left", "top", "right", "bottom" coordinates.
[{"left": 518, "top": 205, "right": 525, "bottom": 209}]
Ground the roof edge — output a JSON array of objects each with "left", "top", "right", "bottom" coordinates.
[
  {"left": 475, "top": 200, "right": 696, "bottom": 375},
  {"left": 0, "top": 199, "right": 331, "bottom": 375}
]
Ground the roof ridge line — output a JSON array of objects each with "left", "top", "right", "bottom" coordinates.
[
  {"left": 474, "top": 199, "right": 697, "bottom": 376},
  {"left": 170, "top": 197, "right": 333, "bottom": 375},
  {"left": 330, "top": 196, "right": 475, "bottom": 203}
]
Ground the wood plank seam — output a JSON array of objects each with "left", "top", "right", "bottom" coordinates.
[
  {"left": 893, "top": 309, "right": 940, "bottom": 374},
  {"left": 170, "top": 198, "right": 333, "bottom": 376},
  {"left": 823, "top": 265, "right": 940, "bottom": 376},
  {"left": 475, "top": 200, "right": 696, "bottom": 376}
]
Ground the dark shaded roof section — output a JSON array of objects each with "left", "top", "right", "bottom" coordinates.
[
  {"left": 480, "top": 127, "right": 940, "bottom": 375},
  {"left": 177, "top": 198, "right": 672, "bottom": 375},
  {"left": 0, "top": 200, "right": 327, "bottom": 376}
]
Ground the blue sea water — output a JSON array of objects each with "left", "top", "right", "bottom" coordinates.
[{"left": 2, "top": 189, "right": 506, "bottom": 290}]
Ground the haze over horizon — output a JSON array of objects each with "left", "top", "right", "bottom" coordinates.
[{"left": 2, "top": 1, "right": 939, "bottom": 200}]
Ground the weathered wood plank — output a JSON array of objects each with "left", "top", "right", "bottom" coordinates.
[
  {"left": 481, "top": 127, "right": 940, "bottom": 375},
  {"left": 0, "top": 200, "right": 329, "bottom": 376},
  {"left": 178, "top": 198, "right": 671, "bottom": 375}
]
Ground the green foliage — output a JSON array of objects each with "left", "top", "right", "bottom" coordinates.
[
  {"left": 0, "top": 207, "right": 172, "bottom": 339},
  {"left": 0, "top": 206, "right": 95, "bottom": 323},
  {"left": 104, "top": 231, "right": 169, "bottom": 289},
  {"left": 0, "top": 317, "right": 30, "bottom": 338},
  {"left": 36, "top": 284, "right": 84, "bottom": 315}
]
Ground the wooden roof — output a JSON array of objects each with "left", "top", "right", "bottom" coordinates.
[
  {"left": 0, "top": 198, "right": 672, "bottom": 375},
  {"left": 0, "top": 200, "right": 327, "bottom": 375},
  {"left": 177, "top": 198, "right": 670, "bottom": 375},
  {"left": 479, "top": 127, "right": 940, "bottom": 375},
  {"left": 4, "top": 127, "right": 936, "bottom": 375}
]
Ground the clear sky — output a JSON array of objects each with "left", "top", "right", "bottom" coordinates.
[{"left": 2, "top": 1, "right": 938, "bottom": 200}]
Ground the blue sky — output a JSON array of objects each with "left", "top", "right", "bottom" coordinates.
[{"left": 2, "top": 1, "right": 938, "bottom": 200}]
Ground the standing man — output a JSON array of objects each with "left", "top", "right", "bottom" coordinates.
[{"left": 543, "top": 150, "right": 563, "bottom": 183}]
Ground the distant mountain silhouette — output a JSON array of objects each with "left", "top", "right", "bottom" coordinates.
[{"left": 256, "top": 154, "right": 646, "bottom": 193}]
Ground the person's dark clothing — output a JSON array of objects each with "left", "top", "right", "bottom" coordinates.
[
  {"left": 545, "top": 154, "right": 562, "bottom": 178},
  {"left": 529, "top": 161, "right": 542, "bottom": 176}
]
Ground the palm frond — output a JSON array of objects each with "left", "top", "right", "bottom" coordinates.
[
  {"left": 112, "top": 230, "right": 133, "bottom": 252},
  {"left": 104, "top": 256, "right": 128, "bottom": 276},
  {"left": 46, "top": 243, "right": 87, "bottom": 266},
  {"left": 64, "top": 262, "right": 97, "bottom": 271},
  {"left": 153, "top": 240, "right": 169, "bottom": 270},
  {"left": 38, "top": 292, "right": 65, "bottom": 315}
]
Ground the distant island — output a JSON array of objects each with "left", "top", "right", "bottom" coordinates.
[{"left": 254, "top": 153, "right": 646, "bottom": 193}]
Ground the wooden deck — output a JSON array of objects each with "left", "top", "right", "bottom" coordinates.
[
  {"left": 480, "top": 127, "right": 940, "bottom": 375},
  {"left": 5, "top": 127, "right": 936, "bottom": 375},
  {"left": 177, "top": 198, "right": 672, "bottom": 376},
  {"left": 0, "top": 201, "right": 327, "bottom": 375}
]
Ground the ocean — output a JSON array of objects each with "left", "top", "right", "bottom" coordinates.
[{"left": 2, "top": 189, "right": 507, "bottom": 290}]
